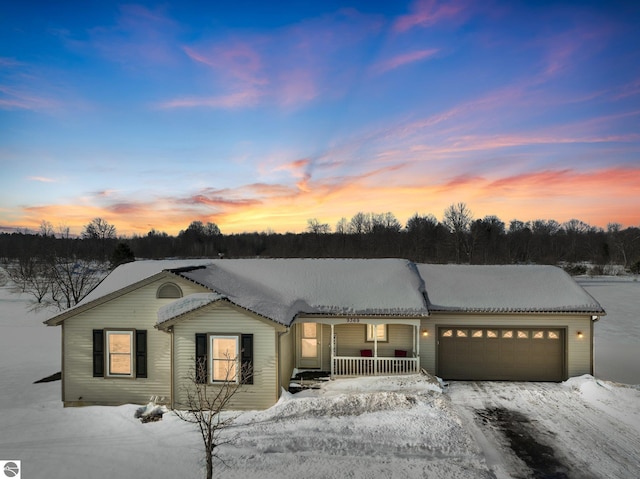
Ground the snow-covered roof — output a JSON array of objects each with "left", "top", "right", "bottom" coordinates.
[
  {"left": 45, "top": 259, "right": 216, "bottom": 325},
  {"left": 47, "top": 259, "right": 605, "bottom": 327},
  {"left": 157, "top": 292, "right": 225, "bottom": 325},
  {"left": 176, "top": 258, "right": 429, "bottom": 325},
  {"left": 80, "top": 259, "right": 215, "bottom": 305},
  {"left": 417, "top": 264, "right": 605, "bottom": 314}
]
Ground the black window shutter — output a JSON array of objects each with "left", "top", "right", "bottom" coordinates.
[
  {"left": 195, "top": 333, "right": 207, "bottom": 383},
  {"left": 241, "top": 334, "right": 253, "bottom": 385},
  {"left": 135, "top": 330, "right": 147, "bottom": 378},
  {"left": 93, "top": 329, "right": 104, "bottom": 377}
]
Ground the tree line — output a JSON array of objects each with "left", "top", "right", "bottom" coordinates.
[
  {"left": 2, "top": 205, "right": 639, "bottom": 269},
  {"left": 1, "top": 205, "right": 639, "bottom": 309}
]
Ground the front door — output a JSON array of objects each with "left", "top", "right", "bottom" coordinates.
[{"left": 298, "top": 322, "right": 321, "bottom": 368}]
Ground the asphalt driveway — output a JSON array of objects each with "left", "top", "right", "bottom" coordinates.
[{"left": 447, "top": 380, "right": 640, "bottom": 479}]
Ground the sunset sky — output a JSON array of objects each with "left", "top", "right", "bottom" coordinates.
[{"left": 1, "top": 0, "right": 639, "bottom": 236}]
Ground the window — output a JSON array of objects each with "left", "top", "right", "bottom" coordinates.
[
  {"left": 107, "top": 331, "right": 133, "bottom": 376},
  {"left": 210, "top": 335, "right": 239, "bottom": 383},
  {"left": 486, "top": 330, "right": 498, "bottom": 338},
  {"left": 472, "top": 329, "right": 483, "bottom": 338},
  {"left": 93, "top": 329, "right": 147, "bottom": 379},
  {"left": 517, "top": 330, "right": 529, "bottom": 339},
  {"left": 548, "top": 331, "right": 560, "bottom": 339},
  {"left": 157, "top": 282, "right": 183, "bottom": 299},
  {"left": 441, "top": 329, "right": 453, "bottom": 337},
  {"left": 456, "top": 329, "right": 468, "bottom": 338},
  {"left": 301, "top": 323, "right": 318, "bottom": 358},
  {"left": 366, "top": 324, "right": 388, "bottom": 342},
  {"left": 533, "top": 331, "right": 544, "bottom": 339},
  {"left": 195, "top": 333, "right": 253, "bottom": 385},
  {"left": 502, "top": 330, "right": 513, "bottom": 339}
]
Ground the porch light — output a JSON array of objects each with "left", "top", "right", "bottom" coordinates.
[
  {"left": 421, "top": 330, "right": 429, "bottom": 337},
  {"left": 577, "top": 331, "right": 583, "bottom": 338}
]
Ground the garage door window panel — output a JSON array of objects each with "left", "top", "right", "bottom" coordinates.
[
  {"left": 502, "top": 330, "right": 513, "bottom": 339},
  {"left": 472, "top": 330, "right": 483, "bottom": 338},
  {"left": 517, "top": 330, "right": 529, "bottom": 339}
]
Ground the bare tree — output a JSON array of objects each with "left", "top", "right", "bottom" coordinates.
[
  {"left": 307, "top": 218, "right": 331, "bottom": 234},
  {"left": 82, "top": 217, "right": 117, "bottom": 240},
  {"left": 3, "top": 255, "right": 47, "bottom": 300},
  {"left": 174, "top": 356, "right": 252, "bottom": 479},
  {"left": 442, "top": 203, "right": 473, "bottom": 263},
  {"left": 349, "top": 212, "right": 371, "bottom": 234},
  {"left": 335, "top": 217, "right": 349, "bottom": 234},
  {"left": 82, "top": 218, "right": 117, "bottom": 261},
  {"left": 48, "top": 257, "right": 106, "bottom": 309},
  {"left": 2, "top": 253, "right": 106, "bottom": 310},
  {"left": 39, "top": 220, "right": 55, "bottom": 238},
  {"left": 371, "top": 212, "right": 401, "bottom": 233}
]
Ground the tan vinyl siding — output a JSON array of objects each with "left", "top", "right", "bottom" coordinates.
[
  {"left": 62, "top": 275, "right": 207, "bottom": 406},
  {"left": 173, "top": 301, "right": 280, "bottom": 410},
  {"left": 332, "top": 323, "right": 415, "bottom": 357},
  {"left": 419, "top": 313, "right": 593, "bottom": 378},
  {"left": 278, "top": 329, "right": 295, "bottom": 390}
]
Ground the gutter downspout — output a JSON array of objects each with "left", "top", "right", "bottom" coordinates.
[{"left": 169, "top": 326, "right": 174, "bottom": 409}]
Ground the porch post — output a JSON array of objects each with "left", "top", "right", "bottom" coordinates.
[
  {"left": 373, "top": 325, "right": 378, "bottom": 375},
  {"left": 330, "top": 323, "right": 335, "bottom": 377},
  {"left": 415, "top": 324, "right": 420, "bottom": 372}
]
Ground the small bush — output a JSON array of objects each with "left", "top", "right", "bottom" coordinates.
[
  {"left": 563, "top": 263, "right": 587, "bottom": 276},
  {"left": 588, "top": 265, "right": 604, "bottom": 276},
  {"left": 630, "top": 260, "right": 640, "bottom": 275}
]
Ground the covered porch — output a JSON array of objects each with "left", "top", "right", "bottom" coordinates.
[{"left": 295, "top": 317, "right": 422, "bottom": 377}]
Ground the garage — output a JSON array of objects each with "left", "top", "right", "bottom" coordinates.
[{"left": 437, "top": 327, "right": 566, "bottom": 381}]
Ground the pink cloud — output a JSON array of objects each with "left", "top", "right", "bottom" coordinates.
[
  {"left": 613, "top": 77, "right": 640, "bottom": 100},
  {"left": 184, "top": 194, "right": 261, "bottom": 208},
  {"left": 0, "top": 85, "right": 60, "bottom": 111},
  {"left": 158, "top": 89, "right": 263, "bottom": 109},
  {"left": 439, "top": 173, "right": 485, "bottom": 190},
  {"left": 275, "top": 158, "right": 311, "bottom": 174},
  {"left": 108, "top": 203, "right": 146, "bottom": 215},
  {"left": 183, "top": 44, "right": 268, "bottom": 86},
  {"left": 89, "top": 4, "right": 181, "bottom": 67},
  {"left": 0, "top": 57, "right": 23, "bottom": 67},
  {"left": 170, "top": 8, "right": 382, "bottom": 110},
  {"left": 372, "top": 48, "right": 439, "bottom": 74},
  {"left": 394, "top": 0, "right": 470, "bottom": 33},
  {"left": 487, "top": 167, "right": 640, "bottom": 198},
  {"left": 27, "top": 176, "right": 56, "bottom": 183},
  {"left": 276, "top": 68, "right": 319, "bottom": 107}
]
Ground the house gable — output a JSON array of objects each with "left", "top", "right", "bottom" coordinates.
[
  {"left": 171, "top": 300, "right": 284, "bottom": 410},
  {"left": 59, "top": 274, "right": 209, "bottom": 406}
]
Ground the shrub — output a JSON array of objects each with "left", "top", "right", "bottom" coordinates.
[{"left": 563, "top": 263, "right": 587, "bottom": 276}]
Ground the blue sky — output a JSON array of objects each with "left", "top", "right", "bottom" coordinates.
[{"left": 1, "top": 0, "right": 639, "bottom": 235}]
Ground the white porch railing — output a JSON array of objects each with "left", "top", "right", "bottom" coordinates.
[{"left": 332, "top": 356, "right": 419, "bottom": 376}]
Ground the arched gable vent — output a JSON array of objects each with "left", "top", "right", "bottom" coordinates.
[{"left": 157, "top": 282, "right": 183, "bottom": 299}]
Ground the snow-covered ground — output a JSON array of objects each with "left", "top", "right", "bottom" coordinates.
[
  {"left": 578, "top": 276, "right": 640, "bottom": 384},
  {"left": 0, "top": 272, "right": 638, "bottom": 478}
]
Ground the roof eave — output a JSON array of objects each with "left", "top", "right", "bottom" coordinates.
[
  {"left": 428, "top": 307, "right": 605, "bottom": 315},
  {"left": 156, "top": 297, "right": 288, "bottom": 331}
]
